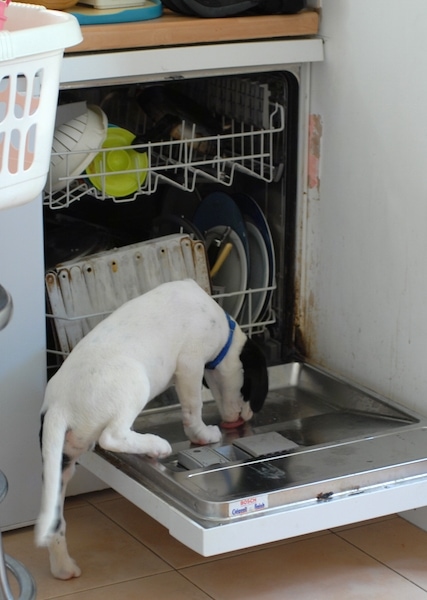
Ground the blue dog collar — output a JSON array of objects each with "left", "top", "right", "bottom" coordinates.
[{"left": 205, "top": 313, "right": 236, "bottom": 370}]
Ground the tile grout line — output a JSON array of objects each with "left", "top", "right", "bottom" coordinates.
[
  {"left": 88, "top": 499, "right": 181, "bottom": 571},
  {"left": 63, "top": 497, "right": 219, "bottom": 600},
  {"left": 83, "top": 493, "right": 340, "bottom": 566},
  {"left": 177, "top": 569, "right": 216, "bottom": 600},
  {"left": 331, "top": 529, "right": 427, "bottom": 594},
  {"left": 77, "top": 492, "right": 427, "bottom": 597},
  {"left": 83, "top": 495, "right": 305, "bottom": 569}
]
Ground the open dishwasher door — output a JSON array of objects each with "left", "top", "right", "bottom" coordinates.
[{"left": 78, "top": 362, "right": 427, "bottom": 555}]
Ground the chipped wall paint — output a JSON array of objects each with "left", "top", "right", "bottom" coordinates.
[{"left": 308, "top": 113, "right": 322, "bottom": 192}]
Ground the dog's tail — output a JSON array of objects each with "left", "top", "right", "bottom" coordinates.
[{"left": 35, "top": 406, "right": 67, "bottom": 547}]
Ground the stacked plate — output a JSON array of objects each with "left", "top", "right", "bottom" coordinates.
[
  {"left": 192, "top": 191, "right": 275, "bottom": 324},
  {"left": 233, "top": 193, "right": 276, "bottom": 324}
]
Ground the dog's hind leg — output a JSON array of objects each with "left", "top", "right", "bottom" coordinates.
[
  {"left": 98, "top": 404, "right": 172, "bottom": 458},
  {"left": 47, "top": 455, "right": 82, "bottom": 580},
  {"left": 37, "top": 411, "right": 83, "bottom": 579},
  {"left": 99, "top": 427, "right": 172, "bottom": 458},
  {"left": 98, "top": 364, "right": 173, "bottom": 458}
]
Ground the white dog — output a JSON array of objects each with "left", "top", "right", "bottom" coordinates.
[{"left": 35, "top": 279, "right": 268, "bottom": 580}]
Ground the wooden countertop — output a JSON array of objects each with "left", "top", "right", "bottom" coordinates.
[{"left": 66, "top": 8, "right": 319, "bottom": 53}]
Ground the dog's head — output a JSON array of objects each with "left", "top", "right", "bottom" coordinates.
[{"left": 204, "top": 328, "right": 268, "bottom": 424}]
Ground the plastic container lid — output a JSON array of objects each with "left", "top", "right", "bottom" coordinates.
[
  {"left": 86, "top": 127, "right": 149, "bottom": 198},
  {"left": 69, "top": 0, "right": 162, "bottom": 25}
]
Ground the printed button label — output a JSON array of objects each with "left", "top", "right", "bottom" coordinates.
[{"left": 229, "top": 494, "right": 269, "bottom": 517}]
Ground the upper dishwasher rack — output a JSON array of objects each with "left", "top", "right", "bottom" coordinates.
[{"left": 43, "top": 78, "right": 286, "bottom": 209}]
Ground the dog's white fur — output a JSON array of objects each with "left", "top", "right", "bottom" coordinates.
[{"left": 36, "top": 279, "right": 266, "bottom": 580}]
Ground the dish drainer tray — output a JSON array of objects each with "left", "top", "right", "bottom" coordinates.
[{"left": 46, "top": 234, "right": 210, "bottom": 355}]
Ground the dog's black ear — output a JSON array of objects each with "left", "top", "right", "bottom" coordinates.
[{"left": 240, "top": 338, "right": 268, "bottom": 412}]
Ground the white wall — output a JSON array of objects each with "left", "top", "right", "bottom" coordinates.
[{"left": 303, "top": 0, "right": 427, "bottom": 415}]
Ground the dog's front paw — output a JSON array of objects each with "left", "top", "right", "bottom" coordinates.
[
  {"left": 145, "top": 435, "right": 172, "bottom": 459},
  {"left": 187, "top": 424, "right": 222, "bottom": 445}
]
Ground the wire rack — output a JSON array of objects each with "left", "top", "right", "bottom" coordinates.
[
  {"left": 46, "top": 285, "right": 277, "bottom": 362},
  {"left": 45, "top": 233, "right": 276, "bottom": 362},
  {"left": 44, "top": 78, "right": 282, "bottom": 360},
  {"left": 43, "top": 101, "right": 285, "bottom": 209}
]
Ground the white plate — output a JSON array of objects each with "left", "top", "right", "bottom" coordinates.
[
  {"left": 193, "top": 192, "right": 250, "bottom": 267},
  {"left": 205, "top": 225, "right": 247, "bottom": 319},
  {"left": 239, "top": 220, "right": 269, "bottom": 324},
  {"left": 233, "top": 193, "right": 275, "bottom": 320}
]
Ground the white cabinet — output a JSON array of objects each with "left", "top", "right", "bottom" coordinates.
[{"left": 0, "top": 200, "right": 45, "bottom": 528}]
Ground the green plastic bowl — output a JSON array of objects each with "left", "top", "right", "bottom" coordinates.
[{"left": 86, "top": 127, "right": 148, "bottom": 198}]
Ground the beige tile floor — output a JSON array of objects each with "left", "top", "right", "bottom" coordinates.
[{"left": 4, "top": 490, "right": 427, "bottom": 599}]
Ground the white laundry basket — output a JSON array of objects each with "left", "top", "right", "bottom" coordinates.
[{"left": 0, "top": 2, "right": 82, "bottom": 211}]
